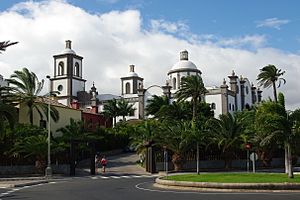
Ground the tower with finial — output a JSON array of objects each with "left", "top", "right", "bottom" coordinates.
[
  {"left": 120, "top": 65, "right": 144, "bottom": 96},
  {"left": 50, "top": 40, "right": 86, "bottom": 106}
]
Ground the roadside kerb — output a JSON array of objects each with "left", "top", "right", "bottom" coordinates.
[{"left": 155, "top": 176, "right": 300, "bottom": 191}]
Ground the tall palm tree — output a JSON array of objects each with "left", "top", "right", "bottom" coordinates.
[
  {"left": 206, "top": 113, "right": 243, "bottom": 168},
  {"left": 117, "top": 99, "right": 135, "bottom": 121},
  {"left": 0, "top": 41, "right": 18, "bottom": 53},
  {"left": 257, "top": 64, "right": 286, "bottom": 102},
  {"left": 145, "top": 95, "right": 169, "bottom": 116},
  {"left": 175, "top": 75, "right": 207, "bottom": 121},
  {"left": 160, "top": 120, "right": 192, "bottom": 171},
  {"left": 6, "top": 68, "right": 59, "bottom": 124},
  {"left": 102, "top": 99, "right": 119, "bottom": 125}
]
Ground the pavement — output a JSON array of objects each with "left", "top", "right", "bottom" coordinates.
[
  {"left": 1, "top": 153, "right": 300, "bottom": 191},
  {"left": 0, "top": 152, "right": 147, "bottom": 188}
]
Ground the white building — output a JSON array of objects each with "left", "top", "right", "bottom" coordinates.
[
  {"left": 0, "top": 74, "right": 8, "bottom": 87},
  {"left": 49, "top": 40, "right": 262, "bottom": 120}
]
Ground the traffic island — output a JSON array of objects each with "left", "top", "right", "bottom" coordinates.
[{"left": 154, "top": 173, "right": 300, "bottom": 192}]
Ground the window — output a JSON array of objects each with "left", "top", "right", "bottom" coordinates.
[
  {"left": 58, "top": 62, "right": 64, "bottom": 76},
  {"left": 211, "top": 103, "right": 216, "bottom": 110},
  {"left": 173, "top": 77, "right": 176, "bottom": 90},
  {"left": 57, "top": 85, "right": 63, "bottom": 91},
  {"left": 232, "top": 104, "right": 235, "bottom": 111},
  {"left": 74, "top": 62, "right": 80, "bottom": 76},
  {"left": 229, "top": 103, "right": 232, "bottom": 110},
  {"left": 125, "top": 82, "right": 130, "bottom": 94},
  {"left": 246, "top": 86, "right": 249, "bottom": 94},
  {"left": 130, "top": 110, "right": 135, "bottom": 116}
]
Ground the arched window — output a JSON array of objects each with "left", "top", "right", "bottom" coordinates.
[
  {"left": 229, "top": 103, "right": 231, "bottom": 110},
  {"left": 58, "top": 62, "right": 64, "bottom": 76},
  {"left": 232, "top": 104, "right": 235, "bottom": 111},
  {"left": 74, "top": 62, "right": 80, "bottom": 77},
  {"left": 245, "top": 104, "right": 250, "bottom": 110},
  {"left": 125, "top": 82, "right": 130, "bottom": 94},
  {"left": 211, "top": 103, "right": 216, "bottom": 110},
  {"left": 173, "top": 77, "right": 176, "bottom": 90}
]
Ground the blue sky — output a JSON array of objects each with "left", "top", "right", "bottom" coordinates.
[
  {"left": 1, "top": 0, "right": 298, "bottom": 52},
  {"left": 1, "top": 0, "right": 300, "bottom": 109}
]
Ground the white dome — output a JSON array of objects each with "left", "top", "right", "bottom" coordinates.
[
  {"left": 61, "top": 48, "right": 76, "bottom": 55},
  {"left": 171, "top": 60, "right": 198, "bottom": 71},
  {"left": 127, "top": 71, "right": 138, "bottom": 77}
]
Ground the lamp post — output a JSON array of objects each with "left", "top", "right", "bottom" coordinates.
[{"left": 45, "top": 75, "right": 52, "bottom": 177}]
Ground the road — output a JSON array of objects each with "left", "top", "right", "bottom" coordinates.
[
  {"left": 1, "top": 175, "right": 300, "bottom": 200},
  {"left": 1, "top": 152, "right": 300, "bottom": 199}
]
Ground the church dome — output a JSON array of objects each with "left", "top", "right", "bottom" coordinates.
[
  {"left": 168, "top": 50, "right": 201, "bottom": 75},
  {"left": 127, "top": 65, "right": 139, "bottom": 77},
  {"left": 61, "top": 40, "right": 76, "bottom": 55}
]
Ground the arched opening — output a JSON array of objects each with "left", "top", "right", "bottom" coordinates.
[
  {"left": 74, "top": 62, "right": 80, "bottom": 77},
  {"left": 211, "top": 103, "right": 216, "bottom": 110},
  {"left": 125, "top": 82, "right": 130, "bottom": 94},
  {"left": 58, "top": 62, "right": 64, "bottom": 76},
  {"left": 173, "top": 77, "right": 176, "bottom": 90},
  {"left": 245, "top": 104, "right": 250, "bottom": 110}
]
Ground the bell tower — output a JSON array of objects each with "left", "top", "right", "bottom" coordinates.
[
  {"left": 50, "top": 40, "right": 86, "bottom": 106},
  {"left": 121, "top": 65, "right": 143, "bottom": 96}
]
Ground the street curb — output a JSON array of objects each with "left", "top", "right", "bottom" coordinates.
[
  {"left": 155, "top": 177, "right": 300, "bottom": 191},
  {"left": 0, "top": 180, "right": 49, "bottom": 188}
]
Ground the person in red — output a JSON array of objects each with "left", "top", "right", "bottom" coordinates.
[{"left": 100, "top": 155, "right": 107, "bottom": 173}]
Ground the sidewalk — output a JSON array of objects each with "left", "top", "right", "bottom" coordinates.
[{"left": 0, "top": 177, "right": 49, "bottom": 188}]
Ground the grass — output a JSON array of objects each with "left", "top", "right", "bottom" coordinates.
[{"left": 164, "top": 173, "right": 300, "bottom": 183}]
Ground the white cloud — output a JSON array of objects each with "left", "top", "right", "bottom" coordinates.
[
  {"left": 1, "top": 1, "right": 300, "bottom": 109},
  {"left": 256, "top": 18, "right": 290, "bottom": 30}
]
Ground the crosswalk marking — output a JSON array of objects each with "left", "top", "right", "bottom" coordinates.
[{"left": 90, "top": 174, "right": 157, "bottom": 180}]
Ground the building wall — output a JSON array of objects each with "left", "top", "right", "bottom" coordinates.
[
  {"left": 0, "top": 75, "right": 8, "bottom": 87},
  {"left": 82, "top": 112, "right": 112, "bottom": 130},
  {"left": 205, "top": 94, "right": 222, "bottom": 118},
  {"left": 18, "top": 102, "right": 82, "bottom": 137},
  {"left": 52, "top": 79, "right": 68, "bottom": 96},
  {"left": 228, "top": 94, "right": 236, "bottom": 114}
]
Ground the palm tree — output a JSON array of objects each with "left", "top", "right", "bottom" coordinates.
[
  {"left": 0, "top": 41, "right": 18, "bottom": 53},
  {"left": 0, "top": 101, "right": 17, "bottom": 137},
  {"left": 102, "top": 99, "right": 119, "bottom": 126},
  {"left": 145, "top": 95, "right": 169, "bottom": 116},
  {"left": 175, "top": 75, "right": 207, "bottom": 121},
  {"left": 257, "top": 64, "right": 286, "bottom": 102},
  {"left": 254, "top": 100, "right": 287, "bottom": 167},
  {"left": 160, "top": 120, "right": 192, "bottom": 171},
  {"left": 206, "top": 113, "right": 243, "bottom": 168},
  {"left": 6, "top": 68, "right": 59, "bottom": 124},
  {"left": 117, "top": 99, "right": 135, "bottom": 121}
]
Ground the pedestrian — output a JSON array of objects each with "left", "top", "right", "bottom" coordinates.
[{"left": 101, "top": 155, "right": 107, "bottom": 173}]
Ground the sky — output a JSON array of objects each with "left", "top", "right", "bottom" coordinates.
[{"left": 0, "top": 0, "right": 300, "bottom": 109}]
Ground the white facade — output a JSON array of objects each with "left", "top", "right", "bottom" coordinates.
[{"left": 0, "top": 75, "right": 8, "bottom": 87}]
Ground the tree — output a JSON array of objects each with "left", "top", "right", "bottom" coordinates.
[
  {"left": 102, "top": 99, "right": 119, "bottom": 126},
  {"left": 0, "top": 101, "right": 17, "bottom": 137},
  {"left": 254, "top": 100, "right": 287, "bottom": 167},
  {"left": 0, "top": 41, "right": 18, "bottom": 53},
  {"left": 160, "top": 120, "right": 192, "bottom": 171},
  {"left": 206, "top": 113, "right": 243, "bottom": 168},
  {"left": 257, "top": 64, "right": 286, "bottom": 102},
  {"left": 117, "top": 99, "right": 135, "bottom": 121},
  {"left": 6, "top": 68, "right": 59, "bottom": 124},
  {"left": 145, "top": 95, "right": 169, "bottom": 116},
  {"left": 175, "top": 75, "right": 207, "bottom": 121}
]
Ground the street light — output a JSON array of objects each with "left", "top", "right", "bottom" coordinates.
[{"left": 45, "top": 75, "right": 52, "bottom": 177}]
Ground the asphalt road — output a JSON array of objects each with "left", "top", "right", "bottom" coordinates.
[{"left": 1, "top": 175, "right": 300, "bottom": 200}]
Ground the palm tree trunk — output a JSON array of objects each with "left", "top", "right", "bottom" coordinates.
[
  {"left": 196, "top": 142, "right": 200, "bottom": 174},
  {"left": 272, "top": 81, "right": 278, "bottom": 102},
  {"left": 287, "top": 142, "right": 294, "bottom": 178},
  {"left": 285, "top": 142, "right": 288, "bottom": 174}
]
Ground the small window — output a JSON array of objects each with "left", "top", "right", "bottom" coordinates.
[
  {"left": 130, "top": 110, "right": 135, "bottom": 116},
  {"left": 232, "top": 104, "right": 235, "bottom": 111},
  {"left": 125, "top": 82, "right": 130, "bottom": 94},
  {"left": 229, "top": 103, "right": 231, "bottom": 110},
  {"left": 58, "top": 62, "right": 64, "bottom": 76},
  {"left": 187, "top": 71, "right": 190, "bottom": 76},
  {"left": 211, "top": 103, "right": 216, "bottom": 110},
  {"left": 246, "top": 86, "right": 249, "bottom": 94},
  {"left": 173, "top": 77, "right": 176, "bottom": 90},
  {"left": 74, "top": 62, "right": 80, "bottom": 76},
  {"left": 236, "top": 86, "right": 239, "bottom": 94}
]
